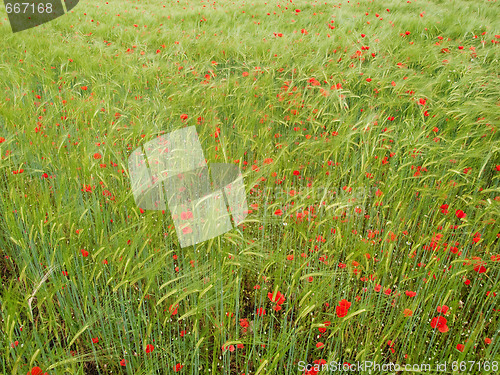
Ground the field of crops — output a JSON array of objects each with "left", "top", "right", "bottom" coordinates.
[{"left": 0, "top": 0, "right": 499, "bottom": 374}]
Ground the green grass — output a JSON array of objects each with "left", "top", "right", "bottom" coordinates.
[{"left": 0, "top": 0, "right": 499, "bottom": 374}]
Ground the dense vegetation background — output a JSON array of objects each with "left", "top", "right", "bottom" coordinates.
[{"left": 0, "top": 0, "right": 499, "bottom": 373}]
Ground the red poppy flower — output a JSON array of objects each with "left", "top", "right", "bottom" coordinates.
[
  {"left": 81, "top": 249, "right": 89, "bottom": 257},
  {"left": 338, "top": 299, "right": 351, "bottom": 309},
  {"left": 318, "top": 320, "right": 331, "bottom": 333},
  {"left": 174, "top": 363, "right": 183, "bottom": 372},
  {"left": 430, "top": 316, "right": 449, "bottom": 332},
  {"left": 473, "top": 263, "right": 486, "bottom": 273},
  {"left": 256, "top": 307, "right": 266, "bottom": 316},
  {"left": 169, "top": 304, "right": 178, "bottom": 315},
  {"left": 336, "top": 304, "right": 349, "bottom": 317},
  {"left": 456, "top": 344, "right": 464, "bottom": 352},
  {"left": 91, "top": 337, "right": 99, "bottom": 344},
  {"left": 305, "top": 367, "right": 319, "bottom": 375},
  {"left": 145, "top": 344, "right": 154, "bottom": 353},
  {"left": 455, "top": 209, "right": 466, "bottom": 219},
  {"left": 239, "top": 318, "right": 249, "bottom": 328},
  {"left": 27, "top": 367, "right": 45, "bottom": 375},
  {"left": 268, "top": 291, "right": 285, "bottom": 305},
  {"left": 336, "top": 299, "right": 351, "bottom": 318},
  {"left": 119, "top": 359, "right": 127, "bottom": 366},
  {"left": 437, "top": 305, "right": 449, "bottom": 314}
]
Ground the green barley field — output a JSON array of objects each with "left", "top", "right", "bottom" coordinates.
[{"left": 0, "top": 0, "right": 499, "bottom": 374}]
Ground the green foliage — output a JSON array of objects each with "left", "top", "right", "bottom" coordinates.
[{"left": 0, "top": 0, "right": 499, "bottom": 374}]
